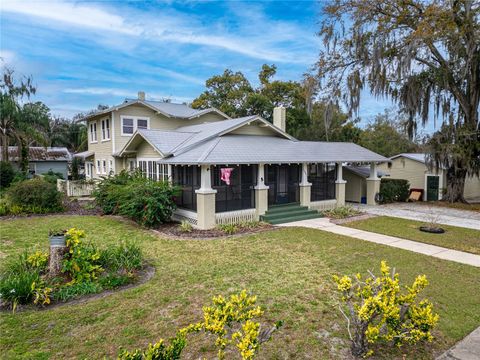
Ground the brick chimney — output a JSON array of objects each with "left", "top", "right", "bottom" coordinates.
[
  {"left": 273, "top": 106, "right": 286, "bottom": 132},
  {"left": 138, "top": 91, "right": 145, "bottom": 101}
]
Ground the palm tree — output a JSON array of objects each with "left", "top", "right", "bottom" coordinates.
[{"left": 0, "top": 67, "right": 36, "bottom": 161}]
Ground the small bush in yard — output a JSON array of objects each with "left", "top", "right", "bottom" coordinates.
[
  {"left": 217, "top": 223, "right": 239, "bottom": 235},
  {"left": 379, "top": 178, "right": 410, "bottom": 204},
  {"left": 41, "top": 169, "right": 64, "bottom": 184},
  {"left": 5, "top": 178, "right": 63, "bottom": 213},
  {"left": 333, "top": 261, "right": 439, "bottom": 357},
  {"left": 323, "top": 206, "right": 361, "bottom": 219},
  {"left": 178, "top": 220, "right": 193, "bottom": 233},
  {"left": 0, "top": 161, "right": 16, "bottom": 189},
  {"left": 99, "top": 241, "right": 143, "bottom": 272},
  {"left": 118, "top": 290, "right": 281, "bottom": 360},
  {"left": 94, "top": 171, "right": 178, "bottom": 227}
]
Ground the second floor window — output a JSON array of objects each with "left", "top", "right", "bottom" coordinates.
[
  {"left": 90, "top": 122, "right": 97, "bottom": 142},
  {"left": 101, "top": 119, "right": 110, "bottom": 140},
  {"left": 121, "top": 116, "right": 149, "bottom": 136}
]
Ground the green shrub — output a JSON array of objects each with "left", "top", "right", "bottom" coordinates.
[
  {"left": 99, "top": 241, "right": 143, "bottom": 272},
  {"left": 93, "top": 170, "right": 178, "bottom": 227},
  {"left": 379, "top": 178, "right": 410, "bottom": 204},
  {"left": 178, "top": 220, "right": 193, "bottom": 233},
  {"left": 0, "top": 270, "right": 40, "bottom": 308},
  {"left": 217, "top": 223, "right": 239, "bottom": 235},
  {"left": 6, "top": 178, "right": 63, "bottom": 212},
  {"left": 98, "top": 273, "right": 132, "bottom": 289},
  {"left": 41, "top": 169, "right": 64, "bottom": 184},
  {"left": 0, "top": 161, "right": 16, "bottom": 189},
  {"left": 52, "top": 281, "right": 101, "bottom": 302},
  {"left": 322, "top": 206, "right": 361, "bottom": 219}
]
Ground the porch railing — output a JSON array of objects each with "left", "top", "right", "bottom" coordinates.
[
  {"left": 309, "top": 199, "right": 337, "bottom": 212},
  {"left": 215, "top": 208, "right": 258, "bottom": 225}
]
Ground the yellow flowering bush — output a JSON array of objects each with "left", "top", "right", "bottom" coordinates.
[
  {"left": 118, "top": 290, "right": 281, "bottom": 360},
  {"left": 333, "top": 261, "right": 439, "bottom": 357},
  {"left": 62, "top": 228, "right": 103, "bottom": 284},
  {"left": 26, "top": 251, "right": 49, "bottom": 270}
]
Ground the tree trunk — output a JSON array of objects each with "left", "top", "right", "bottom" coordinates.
[
  {"left": 1, "top": 132, "right": 8, "bottom": 162},
  {"left": 444, "top": 166, "right": 467, "bottom": 203},
  {"left": 19, "top": 138, "right": 29, "bottom": 174}
]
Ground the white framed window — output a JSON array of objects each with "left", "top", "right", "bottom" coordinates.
[
  {"left": 121, "top": 116, "right": 150, "bottom": 136},
  {"left": 102, "top": 160, "right": 107, "bottom": 174},
  {"left": 101, "top": 118, "right": 110, "bottom": 141},
  {"left": 108, "top": 160, "right": 113, "bottom": 174},
  {"left": 158, "top": 164, "right": 169, "bottom": 181},
  {"left": 90, "top": 122, "right": 97, "bottom": 143},
  {"left": 96, "top": 160, "right": 101, "bottom": 174},
  {"left": 137, "top": 159, "right": 168, "bottom": 181},
  {"left": 129, "top": 160, "right": 136, "bottom": 172}
]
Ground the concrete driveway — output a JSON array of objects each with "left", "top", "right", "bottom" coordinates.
[{"left": 350, "top": 203, "right": 480, "bottom": 230}]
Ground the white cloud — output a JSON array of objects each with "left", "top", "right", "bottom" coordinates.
[
  {"left": 1, "top": 0, "right": 316, "bottom": 64},
  {"left": 0, "top": 49, "right": 16, "bottom": 65},
  {"left": 63, "top": 87, "right": 192, "bottom": 103}
]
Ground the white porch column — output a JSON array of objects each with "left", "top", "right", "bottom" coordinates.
[
  {"left": 299, "top": 163, "right": 312, "bottom": 207},
  {"left": 195, "top": 165, "right": 217, "bottom": 229},
  {"left": 366, "top": 162, "right": 381, "bottom": 205},
  {"left": 335, "top": 162, "right": 347, "bottom": 206},
  {"left": 255, "top": 163, "right": 269, "bottom": 216}
]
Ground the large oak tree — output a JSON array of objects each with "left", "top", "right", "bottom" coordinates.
[{"left": 317, "top": 0, "right": 479, "bottom": 202}]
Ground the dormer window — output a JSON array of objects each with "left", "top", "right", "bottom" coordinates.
[
  {"left": 122, "top": 118, "right": 134, "bottom": 135},
  {"left": 137, "top": 118, "right": 148, "bottom": 130}
]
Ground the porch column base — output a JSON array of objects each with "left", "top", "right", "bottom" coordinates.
[
  {"left": 255, "top": 186, "right": 269, "bottom": 216},
  {"left": 335, "top": 180, "right": 346, "bottom": 207},
  {"left": 299, "top": 183, "right": 312, "bottom": 208},
  {"left": 366, "top": 178, "right": 381, "bottom": 205},
  {"left": 195, "top": 189, "right": 217, "bottom": 230}
]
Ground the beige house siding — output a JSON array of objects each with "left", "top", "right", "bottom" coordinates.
[
  {"left": 464, "top": 175, "right": 480, "bottom": 200},
  {"left": 136, "top": 141, "right": 161, "bottom": 158},
  {"left": 344, "top": 169, "right": 366, "bottom": 203},
  {"left": 377, "top": 158, "right": 443, "bottom": 190}
]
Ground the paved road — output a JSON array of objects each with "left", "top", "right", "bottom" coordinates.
[
  {"left": 278, "top": 218, "right": 480, "bottom": 267},
  {"left": 436, "top": 326, "right": 480, "bottom": 360},
  {"left": 350, "top": 203, "right": 480, "bottom": 230}
]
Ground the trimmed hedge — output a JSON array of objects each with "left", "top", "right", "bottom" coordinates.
[{"left": 379, "top": 178, "right": 410, "bottom": 204}]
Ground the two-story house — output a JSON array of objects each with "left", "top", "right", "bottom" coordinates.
[
  {"left": 78, "top": 91, "right": 229, "bottom": 179},
  {"left": 78, "top": 91, "right": 387, "bottom": 229}
]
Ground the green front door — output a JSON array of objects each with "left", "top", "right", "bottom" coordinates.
[{"left": 426, "top": 175, "right": 439, "bottom": 201}]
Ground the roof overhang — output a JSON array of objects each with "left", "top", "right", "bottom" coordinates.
[{"left": 118, "top": 131, "right": 165, "bottom": 157}]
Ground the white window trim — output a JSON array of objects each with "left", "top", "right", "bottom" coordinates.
[
  {"left": 136, "top": 158, "right": 170, "bottom": 181},
  {"left": 101, "top": 118, "right": 111, "bottom": 142},
  {"left": 120, "top": 115, "right": 150, "bottom": 136},
  {"left": 96, "top": 160, "right": 101, "bottom": 174},
  {"left": 90, "top": 122, "right": 98, "bottom": 143}
]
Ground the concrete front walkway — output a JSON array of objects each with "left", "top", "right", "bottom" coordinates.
[
  {"left": 350, "top": 203, "right": 480, "bottom": 230},
  {"left": 279, "top": 218, "right": 480, "bottom": 267},
  {"left": 437, "top": 326, "right": 480, "bottom": 360}
]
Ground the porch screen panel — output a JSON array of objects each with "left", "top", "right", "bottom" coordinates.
[
  {"left": 172, "top": 165, "right": 200, "bottom": 211},
  {"left": 309, "top": 163, "right": 336, "bottom": 201},
  {"left": 212, "top": 165, "right": 256, "bottom": 213}
]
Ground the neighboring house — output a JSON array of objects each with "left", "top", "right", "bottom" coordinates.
[
  {"left": 0, "top": 146, "right": 71, "bottom": 179},
  {"left": 344, "top": 166, "right": 389, "bottom": 203},
  {"left": 377, "top": 153, "right": 480, "bottom": 201},
  {"left": 81, "top": 92, "right": 387, "bottom": 229}
]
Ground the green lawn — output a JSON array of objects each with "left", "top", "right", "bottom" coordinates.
[
  {"left": 345, "top": 216, "right": 480, "bottom": 255},
  {"left": 1, "top": 216, "right": 479, "bottom": 359}
]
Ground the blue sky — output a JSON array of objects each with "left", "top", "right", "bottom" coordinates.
[{"left": 1, "top": 0, "right": 404, "bottom": 129}]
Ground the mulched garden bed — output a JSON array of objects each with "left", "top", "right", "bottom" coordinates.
[
  {"left": 0, "top": 265, "right": 155, "bottom": 313},
  {"left": 154, "top": 222, "right": 275, "bottom": 239},
  {"left": 0, "top": 198, "right": 101, "bottom": 220}
]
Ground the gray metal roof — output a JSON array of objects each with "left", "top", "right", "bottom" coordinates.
[
  {"left": 81, "top": 99, "right": 229, "bottom": 121},
  {"left": 157, "top": 135, "right": 388, "bottom": 165},
  {"left": 137, "top": 129, "right": 196, "bottom": 154},
  {"left": 389, "top": 153, "right": 446, "bottom": 169}
]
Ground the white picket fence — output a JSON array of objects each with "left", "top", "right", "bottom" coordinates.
[{"left": 57, "top": 179, "right": 96, "bottom": 197}]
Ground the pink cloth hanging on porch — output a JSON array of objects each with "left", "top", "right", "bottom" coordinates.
[{"left": 220, "top": 167, "right": 234, "bottom": 185}]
